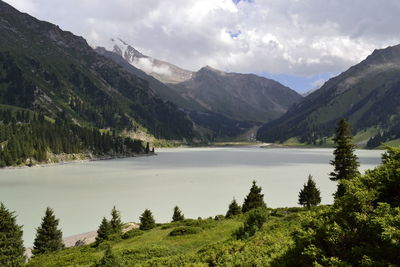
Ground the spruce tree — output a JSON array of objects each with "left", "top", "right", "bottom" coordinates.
[
  {"left": 298, "top": 175, "right": 321, "bottom": 208},
  {"left": 32, "top": 207, "right": 64, "bottom": 255},
  {"left": 95, "top": 217, "right": 112, "bottom": 245},
  {"left": 110, "top": 206, "right": 123, "bottom": 235},
  {"left": 242, "top": 181, "right": 267, "bottom": 212},
  {"left": 0, "top": 203, "right": 25, "bottom": 266},
  {"left": 330, "top": 119, "right": 360, "bottom": 198},
  {"left": 139, "top": 209, "right": 155, "bottom": 230},
  {"left": 226, "top": 198, "right": 242, "bottom": 218},
  {"left": 94, "top": 245, "right": 121, "bottom": 267},
  {"left": 172, "top": 206, "right": 185, "bottom": 222}
]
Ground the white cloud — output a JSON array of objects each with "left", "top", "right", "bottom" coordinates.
[
  {"left": 135, "top": 58, "right": 172, "bottom": 76},
  {"left": 3, "top": 0, "right": 400, "bottom": 76}
]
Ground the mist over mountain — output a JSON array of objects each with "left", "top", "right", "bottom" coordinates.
[{"left": 105, "top": 38, "right": 193, "bottom": 84}]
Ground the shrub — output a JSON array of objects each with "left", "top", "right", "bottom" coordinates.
[
  {"left": 234, "top": 208, "right": 268, "bottom": 239},
  {"left": 169, "top": 226, "right": 202, "bottom": 236},
  {"left": 121, "top": 229, "right": 143, "bottom": 240}
]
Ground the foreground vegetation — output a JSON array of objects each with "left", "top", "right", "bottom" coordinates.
[{"left": 26, "top": 207, "right": 304, "bottom": 267}]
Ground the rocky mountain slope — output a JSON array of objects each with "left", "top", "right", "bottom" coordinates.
[{"left": 257, "top": 44, "right": 400, "bottom": 147}]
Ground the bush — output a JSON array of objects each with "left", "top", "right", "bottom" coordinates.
[
  {"left": 234, "top": 208, "right": 268, "bottom": 240},
  {"left": 290, "top": 147, "right": 400, "bottom": 266},
  {"left": 169, "top": 226, "right": 202, "bottom": 236},
  {"left": 121, "top": 229, "right": 143, "bottom": 240}
]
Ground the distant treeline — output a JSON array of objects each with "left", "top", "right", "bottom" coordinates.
[{"left": 0, "top": 109, "right": 145, "bottom": 167}]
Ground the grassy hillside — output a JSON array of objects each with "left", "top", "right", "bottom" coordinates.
[{"left": 26, "top": 207, "right": 305, "bottom": 267}]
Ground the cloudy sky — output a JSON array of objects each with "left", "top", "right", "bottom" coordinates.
[{"left": 5, "top": 0, "right": 400, "bottom": 92}]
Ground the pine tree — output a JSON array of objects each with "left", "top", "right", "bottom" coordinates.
[
  {"left": 242, "top": 181, "right": 267, "bottom": 212},
  {"left": 32, "top": 207, "right": 64, "bottom": 255},
  {"left": 172, "top": 206, "right": 185, "bottom": 222},
  {"left": 96, "top": 217, "right": 112, "bottom": 244},
  {"left": 226, "top": 198, "right": 242, "bottom": 218},
  {"left": 298, "top": 175, "right": 321, "bottom": 208},
  {"left": 110, "top": 206, "right": 123, "bottom": 235},
  {"left": 330, "top": 119, "right": 360, "bottom": 198},
  {"left": 94, "top": 245, "right": 121, "bottom": 267},
  {"left": 139, "top": 209, "right": 155, "bottom": 230},
  {"left": 0, "top": 203, "right": 25, "bottom": 266}
]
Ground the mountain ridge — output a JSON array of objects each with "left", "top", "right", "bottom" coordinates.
[
  {"left": 256, "top": 43, "right": 400, "bottom": 146},
  {"left": 106, "top": 39, "right": 302, "bottom": 124}
]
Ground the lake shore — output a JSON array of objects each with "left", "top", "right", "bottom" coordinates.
[{"left": 1, "top": 152, "right": 156, "bottom": 170}]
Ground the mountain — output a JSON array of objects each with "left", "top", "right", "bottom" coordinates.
[
  {"left": 95, "top": 46, "right": 253, "bottom": 141},
  {"left": 172, "top": 66, "right": 302, "bottom": 123},
  {"left": 106, "top": 40, "right": 302, "bottom": 138},
  {"left": 0, "top": 0, "right": 193, "bottom": 140},
  {"left": 106, "top": 38, "right": 193, "bottom": 84},
  {"left": 257, "top": 44, "right": 400, "bottom": 146}
]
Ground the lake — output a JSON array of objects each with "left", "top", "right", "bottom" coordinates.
[{"left": 0, "top": 147, "right": 383, "bottom": 246}]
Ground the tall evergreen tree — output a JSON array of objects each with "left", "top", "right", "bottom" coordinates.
[
  {"left": 330, "top": 119, "right": 360, "bottom": 198},
  {"left": 32, "top": 207, "right": 64, "bottom": 255},
  {"left": 172, "top": 206, "right": 185, "bottom": 222},
  {"left": 139, "top": 209, "right": 155, "bottom": 230},
  {"left": 226, "top": 198, "right": 242, "bottom": 218},
  {"left": 110, "top": 206, "right": 123, "bottom": 235},
  {"left": 95, "top": 217, "right": 112, "bottom": 245},
  {"left": 0, "top": 203, "right": 25, "bottom": 266},
  {"left": 298, "top": 175, "right": 321, "bottom": 208},
  {"left": 242, "top": 181, "right": 267, "bottom": 212}
]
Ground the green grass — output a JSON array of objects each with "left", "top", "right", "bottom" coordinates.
[
  {"left": 382, "top": 139, "right": 400, "bottom": 148},
  {"left": 353, "top": 127, "right": 380, "bottom": 146},
  {"left": 26, "top": 208, "right": 309, "bottom": 267}
]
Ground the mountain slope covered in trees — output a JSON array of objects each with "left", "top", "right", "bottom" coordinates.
[
  {"left": 0, "top": 0, "right": 193, "bottom": 141},
  {"left": 0, "top": 105, "right": 145, "bottom": 167},
  {"left": 257, "top": 44, "right": 400, "bottom": 147}
]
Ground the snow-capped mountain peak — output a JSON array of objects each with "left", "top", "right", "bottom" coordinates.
[{"left": 103, "top": 38, "right": 193, "bottom": 84}]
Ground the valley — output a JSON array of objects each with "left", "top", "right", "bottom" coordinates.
[{"left": 0, "top": 1, "right": 400, "bottom": 266}]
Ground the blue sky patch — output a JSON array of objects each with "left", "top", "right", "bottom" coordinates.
[
  {"left": 232, "top": 0, "right": 254, "bottom": 4},
  {"left": 227, "top": 30, "right": 241, "bottom": 38},
  {"left": 257, "top": 72, "right": 338, "bottom": 94}
]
